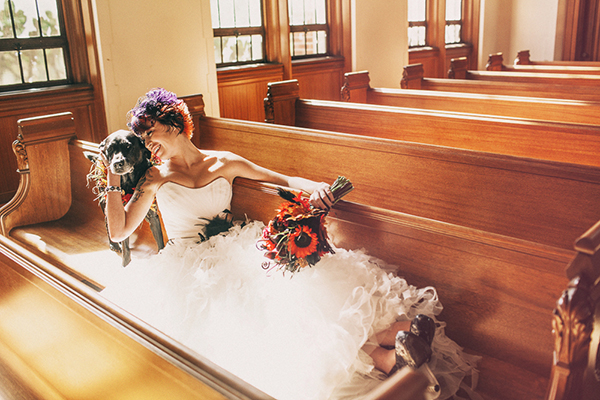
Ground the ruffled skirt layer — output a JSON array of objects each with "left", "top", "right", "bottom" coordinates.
[{"left": 101, "top": 221, "right": 479, "bottom": 400}]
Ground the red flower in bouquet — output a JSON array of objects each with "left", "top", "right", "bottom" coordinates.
[
  {"left": 288, "top": 225, "right": 318, "bottom": 259},
  {"left": 258, "top": 176, "right": 353, "bottom": 275}
]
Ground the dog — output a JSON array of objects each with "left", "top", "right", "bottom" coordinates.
[{"left": 85, "top": 129, "right": 165, "bottom": 266}]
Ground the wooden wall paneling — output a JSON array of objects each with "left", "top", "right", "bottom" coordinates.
[
  {"left": 292, "top": 57, "right": 346, "bottom": 100},
  {"left": 409, "top": 48, "right": 441, "bottom": 80},
  {"left": 217, "top": 64, "right": 285, "bottom": 122}
]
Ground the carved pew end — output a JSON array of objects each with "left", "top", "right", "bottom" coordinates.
[{"left": 0, "top": 112, "right": 76, "bottom": 236}]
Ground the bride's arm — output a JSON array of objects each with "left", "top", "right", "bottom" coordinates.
[
  {"left": 224, "top": 153, "right": 335, "bottom": 209},
  {"left": 104, "top": 165, "right": 160, "bottom": 242}
]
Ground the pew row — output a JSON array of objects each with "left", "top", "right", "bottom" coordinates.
[
  {"left": 341, "top": 70, "right": 600, "bottom": 125},
  {"left": 0, "top": 114, "right": 436, "bottom": 400},
  {"left": 1, "top": 112, "right": 598, "bottom": 399},
  {"left": 516, "top": 49, "right": 600, "bottom": 67},
  {"left": 486, "top": 52, "right": 600, "bottom": 75},
  {"left": 448, "top": 57, "right": 600, "bottom": 90},
  {"left": 264, "top": 79, "right": 600, "bottom": 251},
  {"left": 401, "top": 63, "right": 600, "bottom": 102}
]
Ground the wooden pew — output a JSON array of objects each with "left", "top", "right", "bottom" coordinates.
[
  {"left": 1, "top": 111, "right": 598, "bottom": 400},
  {"left": 401, "top": 62, "right": 600, "bottom": 102},
  {"left": 265, "top": 79, "right": 600, "bottom": 251},
  {"left": 486, "top": 52, "right": 600, "bottom": 75},
  {"left": 0, "top": 114, "right": 432, "bottom": 399},
  {"left": 516, "top": 49, "right": 600, "bottom": 67},
  {"left": 340, "top": 70, "right": 600, "bottom": 125},
  {"left": 449, "top": 57, "right": 600, "bottom": 92}
]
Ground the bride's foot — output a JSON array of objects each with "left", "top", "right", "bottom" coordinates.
[
  {"left": 377, "top": 314, "right": 436, "bottom": 348},
  {"left": 388, "top": 314, "right": 436, "bottom": 376},
  {"left": 410, "top": 314, "right": 436, "bottom": 346}
]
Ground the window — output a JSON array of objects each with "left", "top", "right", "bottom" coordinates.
[
  {"left": 0, "top": 0, "right": 69, "bottom": 91},
  {"left": 407, "top": 0, "right": 464, "bottom": 47},
  {"left": 445, "top": 0, "right": 462, "bottom": 44},
  {"left": 407, "top": 0, "right": 427, "bottom": 48},
  {"left": 211, "top": 0, "right": 265, "bottom": 66},
  {"left": 288, "top": 0, "right": 328, "bottom": 58}
]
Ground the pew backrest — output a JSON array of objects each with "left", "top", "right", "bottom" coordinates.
[
  {"left": 342, "top": 70, "right": 600, "bottom": 125},
  {"left": 487, "top": 52, "right": 600, "bottom": 75},
  {"left": 401, "top": 63, "right": 600, "bottom": 101}
]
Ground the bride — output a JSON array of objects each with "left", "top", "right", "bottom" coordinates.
[{"left": 100, "top": 88, "right": 480, "bottom": 400}]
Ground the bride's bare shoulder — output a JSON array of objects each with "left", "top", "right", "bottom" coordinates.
[{"left": 202, "top": 149, "right": 239, "bottom": 160}]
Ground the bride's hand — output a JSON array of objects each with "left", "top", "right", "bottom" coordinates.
[{"left": 310, "top": 182, "right": 334, "bottom": 210}]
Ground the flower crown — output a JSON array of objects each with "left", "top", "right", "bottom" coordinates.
[{"left": 127, "top": 88, "right": 194, "bottom": 139}]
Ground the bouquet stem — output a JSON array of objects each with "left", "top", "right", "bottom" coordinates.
[{"left": 330, "top": 176, "right": 354, "bottom": 206}]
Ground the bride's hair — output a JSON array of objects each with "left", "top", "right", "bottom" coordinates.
[{"left": 127, "top": 88, "right": 194, "bottom": 139}]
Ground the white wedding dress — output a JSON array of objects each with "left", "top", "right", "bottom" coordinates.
[{"left": 101, "top": 178, "right": 480, "bottom": 400}]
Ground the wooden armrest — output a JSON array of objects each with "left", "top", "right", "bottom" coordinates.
[
  {"left": 400, "top": 64, "right": 424, "bottom": 89},
  {"left": 0, "top": 112, "right": 76, "bottom": 236},
  {"left": 341, "top": 71, "right": 371, "bottom": 102}
]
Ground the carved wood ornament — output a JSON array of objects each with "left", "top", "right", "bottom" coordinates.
[{"left": 547, "top": 276, "right": 594, "bottom": 400}]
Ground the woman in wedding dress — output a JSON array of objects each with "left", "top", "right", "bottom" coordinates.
[{"left": 100, "top": 88, "right": 480, "bottom": 400}]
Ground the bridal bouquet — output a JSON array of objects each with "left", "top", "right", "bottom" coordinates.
[{"left": 258, "top": 176, "right": 354, "bottom": 275}]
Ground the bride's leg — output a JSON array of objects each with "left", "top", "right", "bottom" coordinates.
[
  {"left": 365, "top": 346, "right": 396, "bottom": 374},
  {"left": 363, "top": 320, "right": 411, "bottom": 375},
  {"left": 375, "top": 320, "right": 411, "bottom": 347}
]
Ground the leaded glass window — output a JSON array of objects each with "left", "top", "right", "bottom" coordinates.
[
  {"left": 407, "top": 0, "right": 426, "bottom": 48},
  {"left": 288, "top": 0, "right": 328, "bottom": 58},
  {"left": 211, "top": 0, "right": 265, "bottom": 66},
  {"left": 0, "top": 0, "right": 69, "bottom": 91},
  {"left": 445, "top": 0, "right": 462, "bottom": 44}
]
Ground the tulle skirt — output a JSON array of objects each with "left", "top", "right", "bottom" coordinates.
[{"left": 101, "top": 221, "right": 479, "bottom": 400}]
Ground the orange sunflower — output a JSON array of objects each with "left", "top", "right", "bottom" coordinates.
[{"left": 288, "top": 225, "right": 318, "bottom": 259}]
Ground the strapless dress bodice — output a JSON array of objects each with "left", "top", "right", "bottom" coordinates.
[{"left": 155, "top": 177, "right": 232, "bottom": 239}]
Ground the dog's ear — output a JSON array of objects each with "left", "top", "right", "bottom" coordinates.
[
  {"left": 99, "top": 138, "right": 108, "bottom": 155},
  {"left": 83, "top": 151, "right": 98, "bottom": 163}
]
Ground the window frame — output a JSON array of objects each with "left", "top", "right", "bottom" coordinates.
[
  {"left": 211, "top": 0, "right": 267, "bottom": 68},
  {"left": 0, "top": 0, "right": 72, "bottom": 92},
  {"left": 408, "top": 0, "right": 480, "bottom": 77},
  {"left": 288, "top": 0, "right": 329, "bottom": 60}
]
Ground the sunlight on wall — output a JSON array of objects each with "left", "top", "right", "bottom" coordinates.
[
  {"left": 352, "top": 0, "right": 409, "bottom": 88},
  {"left": 94, "top": 0, "right": 220, "bottom": 133}
]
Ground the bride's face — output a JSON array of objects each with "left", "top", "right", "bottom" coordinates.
[{"left": 140, "top": 121, "right": 177, "bottom": 159}]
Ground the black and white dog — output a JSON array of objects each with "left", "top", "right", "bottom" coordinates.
[{"left": 86, "top": 129, "right": 164, "bottom": 266}]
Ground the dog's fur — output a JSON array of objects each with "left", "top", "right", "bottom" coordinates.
[{"left": 86, "top": 129, "right": 165, "bottom": 266}]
